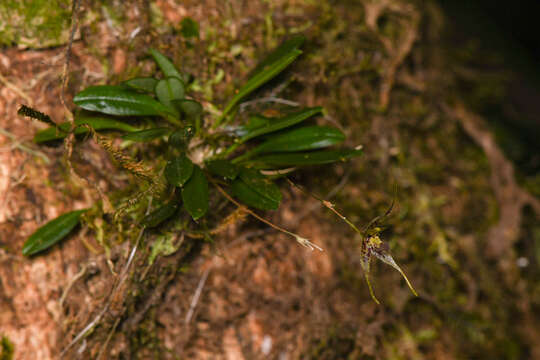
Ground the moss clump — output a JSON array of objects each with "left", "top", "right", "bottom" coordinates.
[
  {"left": 304, "top": 326, "right": 357, "bottom": 359},
  {"left": 0, "top": 336, "right": 14, "bottom": 360},
  {"left": 0, "top": 0, "right": 71, "bottom": 48}
]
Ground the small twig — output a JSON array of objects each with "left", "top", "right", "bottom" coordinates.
[
  {"left": 185, "top": 268, "right": 210, "bottom": 325},
  {"left": 60, "top": 0, "right": 81, "bottom": 121},
  {"left": 78, "top": 227, "right": 99, "bottom": 254},
  {"left": 125, "top": 234, "right": 184, "bottom": 333},
  {"left": 323, "top": 113, "right": 346, "bottom": 133},
  {"left": 128, "top": 26, "right": 142, "bottom": 41},
  {"left": 61, "top": 223, "right": 147, "bottom": 357},
  {"left": 64, "top": 126, "right": 114, "bottom": 214},
  {"left": 59, "top": 264, "right": 87, "bottom": 307},
  {"left": 212, "top": 180, "right": 322, "bottom": 251},
  {"left": 96, "top": 318, "right": 120, "bottom": 360},
  {"left": 259, "top": 167, "right": 297, "bottom": 176},
  {"left": 239, "top": 97, "right": 300, "bottom": 112},
  {"left": 0, "top": 127, "right": 50, "bottom": 164},
  {"left": 61, "top": 304, "right": 108, "bottom": 358},
  {"left": 295, "top": 167, "right": 352, "bottom": 221},
  {"left": 269, "top": 80, "right": 291, "bottom": 97},
  {"left": 0, "top": 72, "right": 33, "bottom": 105},
  {"left": 287, "top": 178, "right": 363, "bottom": 235}
]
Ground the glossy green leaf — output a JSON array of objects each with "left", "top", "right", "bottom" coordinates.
[
  {"left": 141, "top": 202, "right": 179, "bottom": 228},
  {"left": 245, "top": 114, "right": 271, "bottom": 130},
  {"left": 241, "top": 107, "right": 323, "bottom": 142},
  {"left": 221, "top": 48, "right": 302, "bottom": 117},
  {"left": 251, "top": 148, "right": 363, "bottom": 167},
  {"left": 231, "top": 168, "right": 281, "bottom": 210},
  {"left": 165, "top": 155, "right": 194, "bottom": 187},
  {"left": 172, "top": 99, "right": 202, "bottom": 119},
  {"left": 22, "top": 209, "right": 87, "bottom": 256},
  {"left": 122, "top": 127, "right": 170, "bottom": 142},
  {"left": 168, "top": 126, "right": 195, "bottom": 150},
  {"left": 219, "top": 35, "right": 305, "bottom": 121},
  {"left": 238, "top": 126, "right": 345, "bottom": 161},
  {"left": 181, "top": 166, "right": 208, "bottom": 220},
  {"left": 205, "top": 159, "right": 238, "bottom": 180},
  {"left": 123, "top": 77, "right": 158, "bottom": 92},
  {"left": 155, "top": 77, "right": 185, "bottom": 110},
  {"left": 234, "top": 114, "right": 271, "bottom": 137},
  {"left": 149, "top": 48, "right": 185, "bottom": 82},
  {"left": 73, "top": 85, "right": 172, "bottom": 116},
  {"left": 230, "top": 177, "right": 280, "bottom": 210},
  {"left": 250, "top": 35, "right": 305, "bottom": 76},
  {"left": 34, "top": 117, "right": 139, "bottom": 143}
]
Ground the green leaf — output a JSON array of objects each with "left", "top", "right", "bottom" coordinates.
[
  {"left": 123, "top": 77, "right": 158, "bottom": 92},
  {"left": 251, "top": 148, "right": 363, "bottom": 167},
  {"left": 180, "top": 17, "right": 199, "bottom": 39},
  {"left": 155, "top": 77, "right": 185, "bottom": 110},
  {"left": 122, "top": 127, "right": 170, "bottom": 142},
  {"left": 141, "top": 202, "right": 179, "bottom": 228},
  {"left": 230, "top": 176, "right": 280, "bottom": 210},
  {"left": 168, "top": 126, "right": 195, "bottom": 150},
  {"left": 237, "top": 126, "right": 345, "bottom": 161},
  {"left": 241, "top": 107, "right": 323, "bottom": 142},
  {"left": 250, "top": 35, "right": 305, "bottom": 76},
  {"left": 172, "top": 99, "right": 202, "bottom": 120},
  {"left": 234, "top": 114, "right": 271, "bottom": 137},
  {"left": 221, "top": 46, "right": 303, "bottom": 118},
  {"left": 245, "top": 114, "right": 271, "bottom": 130},
  {"left": 165, "top": 155, "right": 194, "bottom": 187},
  {"left": 149, "top": 48, "right": 185, "bottom": 82},
  {"left": 205, "top": 159, "right": 238, "bottom": 180},
  {"left": 219, "top": 36, "right": 305, "bottom": 121},
  {"left": 34, "top": 117, "right": 139, "bottom": 143},
  {"left": 22, "top": 209, "right": 87, "bottom": 256},
  {"left": 182, "top": 166, "right": 209, "bottom": 220},
  {"left": 73, "top": 85, "right": 173, "bottom": 116},
  {"left": 230, "top": 168, "right": 281, "bottom": 210}
]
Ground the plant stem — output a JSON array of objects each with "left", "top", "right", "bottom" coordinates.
[
  {"left": 286, "top": 178, "right": 363, "bottom": 234},
  {"left": 210, "top": 178, "right": 321, "bottom": 250}
]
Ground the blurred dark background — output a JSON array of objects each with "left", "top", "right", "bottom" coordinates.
[{"left": 438, "top": 0, "right": 540, "bottom": 177}]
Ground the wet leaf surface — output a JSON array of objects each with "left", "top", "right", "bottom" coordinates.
[
  {"left": 73, "top": 85, "right": 172, "bottom": 116},
  {"left": 182, "top": 166, "right": 209, "bottom": 220},
  {"left": 141, "top": 202, "right": 179, "bottom": 228},
  {"left": 122, "top": 77, "right": 158, "bottom": 92},
  {"left": 165, "top": 155, "right": 194, "bottom": 187},
  {"left": 250, "top": 148, "right": 363, "bottom": 167},
  {"left": 240, "top": 107, "right": 323, "bottom": 142}
]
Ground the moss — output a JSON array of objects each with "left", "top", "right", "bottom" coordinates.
[
  {"left": 0, "top": 336, "right": 14, "bottom": 360},
  {"left": 304, "top": 325, "right": 357, "bottom": 359},
  {"left": 0, "top": 0, "right": 71, "bottom": 48}
]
